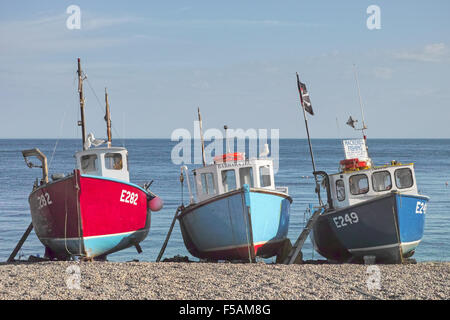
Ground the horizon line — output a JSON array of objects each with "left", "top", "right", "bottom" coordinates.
[{"left": 1, "top": 137, "right": 449, "bottom": 140}]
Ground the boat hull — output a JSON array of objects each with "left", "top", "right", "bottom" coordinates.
[
  {"left": 178, "top": 187, "right": 291, "bottom": 260},
  {"left": 311, "top": 192, "right": 428, "bottom": 263},
  {"left": 29, "top": 170, "right": 151, "bottom": 259}
]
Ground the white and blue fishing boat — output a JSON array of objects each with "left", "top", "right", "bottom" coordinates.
[
  {"left": 311, "top": 140, "right": 429, "bottom": 263},
  {"left": 292, "top": 70, "right": 429, "bottom": 264},
  {"left": 178, "top": 152, "right": 292, "bottom": 261},
  {"left": 168, "top": 110, "right": 292, "bottom": 262}
]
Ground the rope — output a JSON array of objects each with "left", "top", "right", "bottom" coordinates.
[
  {"left": 73, "top": 170, "right": 83, "bottom": 258},
  {"left": 48, "top": 107, "right": 69, "bottom": 170},
  {"left": 241, "top": 193, "right": 252, "bottom": 263},
  {"left": 64, "top": 181, "right": 73, "bottom": 256},
  {"left": 49, "top": 72, "right": 78, "bottom": 171},
  {"left": 180, "top": 171, "right": 184, "bottom": 205}
]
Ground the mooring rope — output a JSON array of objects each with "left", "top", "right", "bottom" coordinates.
[{"left": 64, "top": 181, "right": 73, "bottom": 256}]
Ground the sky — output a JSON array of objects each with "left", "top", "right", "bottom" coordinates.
[{"left": 0, "top": 0, "right": 449, "bottom": 139}]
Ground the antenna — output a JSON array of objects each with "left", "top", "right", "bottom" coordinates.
[
  {"left": 352, "top": 64, "right": 369, "bottom": 156},
  {"left": 77, "top": 58, "right": 87, "bottom": 150},
  {"left": 105, "top": 88, "right": 112, "bottom": 148},
  {"left": 197, "top": 108, "right": 206, "bottom": 167},
  {"left": 224, "top": 125, "right": 230, "bottom": 153},
  {"left": 353, "top": 64, "right": 367, "bottom": 134}
]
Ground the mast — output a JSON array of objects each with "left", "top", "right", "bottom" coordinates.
[
  {"left": 296, "top": 73, "right": 322, "bottom": 206},
  {"left": 353, "top": 64, "right": 369, "bottom": 155},
  {"left": 224, "top": 125, "right": 230, "bottom": 153},
  {"left": 353, "top": 65, "right": 367, "bottom": 135},
  {"left": 197, "top": 108, "right": 206, "bottom": 166},
  {"left": 77, "top": 58, "right": 87, "bottom": 150},
  {"left": 105, "top": 88, "right": 112, "bottom": 148}
]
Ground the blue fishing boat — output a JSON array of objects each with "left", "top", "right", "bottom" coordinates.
[
  {"left": 290, "top": 71, "right": 428, "bottom": 264},
  {"left": 311, "top": 152, "right": 429, "bottom": 263},
  {"left": 178, "top": 152, "right": 292, "bottom": 261},
  {"left": 156, "top": 109, "right": 291, "bottom": 263}
]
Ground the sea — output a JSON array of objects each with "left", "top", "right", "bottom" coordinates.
[{"left": 0, "top": 139, "right": 449, "bottom": 262}]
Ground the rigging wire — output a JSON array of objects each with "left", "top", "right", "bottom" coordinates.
[
  {"left": 84, "top": 76, "right": 126, "bottom": 147},
  {"left": 48, "top": 107, "right": 69, "bottom": 171},
  {"left": 48, "top": 72, "right": 78, "bottom": 171}
]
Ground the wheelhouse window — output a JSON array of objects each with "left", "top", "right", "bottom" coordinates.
[
  {"left": 201, "top": 173, "right": 216, "bottom": 195},
  {"left": 105, "top": 153, "right": 123, "bottom": 170},
  {"left": 349, "top": 174, "right": 369, "bottom": 195},
  {"left": 372, "top": 171, "right": 392, "bottom": 192},
  {"left": 259, "top": 165, "right": 272, "bottom": 188},
  {"left": 395, "top": 168, "right": 413, "bottom": 189},
  {"left": 336, "top": 179, "right": 346, "bottom": 201},
  {"left": 239, "top": 167, "right": 254, "bottom": 187},
  {"left": 80, "top": 154, "right": 98, "bottom": 174},
  {"left": 221, "top": 169, "right": 237, "bottom": 192}
]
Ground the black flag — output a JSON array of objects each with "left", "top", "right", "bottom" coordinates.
[
  {"left": 346, "top": 116, "right": 358, "bottom": 129},
  {"left": 296, "top": 73, "right": 314, "bottom": 116}
]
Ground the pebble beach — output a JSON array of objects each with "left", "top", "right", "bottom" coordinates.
[{"left": 0, "top": 261, "right": 448, "bottom": 300}]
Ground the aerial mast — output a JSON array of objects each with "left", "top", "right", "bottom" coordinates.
[
  {"left": 77, "top": 58, "right": 87, "bottom": 150},
  {"left": 296, "top": 73, "right": 322, "bottom": 206},
  {"left": 353, "top": 64, "right": 368, "bottom": 138},
  {"left": 352, "top": 64, "right": 369, "bottom": 156},
  {"left": 197, "top": 108, "right": 206, "bottom": 167},
  {"left": 105, "top": 88, "right": 112, "bottom": 148}
]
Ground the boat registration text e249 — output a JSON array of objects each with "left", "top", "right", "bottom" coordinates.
[{"left": 333, "top": 212, "right": 359, "bottom": 228}]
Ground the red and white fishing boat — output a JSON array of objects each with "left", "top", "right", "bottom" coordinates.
[{"left": 21, "top": 59, "right": 163, "bottom": 260}]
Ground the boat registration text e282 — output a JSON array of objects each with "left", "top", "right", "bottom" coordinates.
[{"left": 120, "top": 189, "right": 138, "bottom": 205}]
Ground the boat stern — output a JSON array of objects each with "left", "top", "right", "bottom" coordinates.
[{"left": 394, "top": 193, "right": 428, "bottom": 257}]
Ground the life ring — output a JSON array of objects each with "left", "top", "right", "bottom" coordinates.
[
  {"left": 340, "top": 158, "right": 367, "bottom": 170},
  {"left": 213, "top": 152, "right": 245, "bottom": 163}
]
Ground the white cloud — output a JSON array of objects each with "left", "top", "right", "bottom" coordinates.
[
  {"left": 373, "top": 67, "right": 393, "bottom": 79},
  {"left": 395, "top": 43, "right": 449, "bottom": 62},
  {"left": 140, "top": 18, "right": 322, "bottom": 28},
  {"left": 0, "top": 13, "right": 141, "bottom": 58},
  {"left": 83, "top": 16, "right": 142, "bottom": 31}
]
